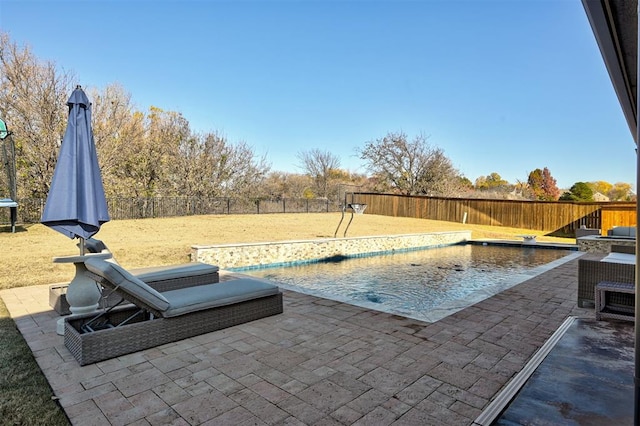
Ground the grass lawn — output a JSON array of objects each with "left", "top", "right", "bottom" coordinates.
[{"left": 0, "top": 213, "right": 573, "bottom": 424}]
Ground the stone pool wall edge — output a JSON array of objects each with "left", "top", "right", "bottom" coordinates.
[{"left": 191, "top": 231, "right": 472, "bottom": 270}]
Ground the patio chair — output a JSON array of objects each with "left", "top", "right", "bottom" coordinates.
[
  {"left": 64, "top": 257, "right": 283, "bottom": 365},
  {"left": 577, "top": 248, "right": 635, "bottom": 308}
]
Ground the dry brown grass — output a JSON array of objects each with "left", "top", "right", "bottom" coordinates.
[{"left": 0, "top": 213, "right": 572, "bottom": 290}]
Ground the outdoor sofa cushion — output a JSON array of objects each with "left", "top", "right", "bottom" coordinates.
[
  {"left": 84, "top": 257, "right": 280, "bottom": 318},
  {"left": 608, "top": 226, "right": 636, "bottom": 238}
]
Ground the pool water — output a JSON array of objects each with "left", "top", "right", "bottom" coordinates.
[{"left": 243, "top": 244, "right": 579, "bottom": 323}]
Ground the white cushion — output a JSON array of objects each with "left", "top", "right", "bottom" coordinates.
[{"left": 600, "top": 252, "right": 636, "bottom": 265}]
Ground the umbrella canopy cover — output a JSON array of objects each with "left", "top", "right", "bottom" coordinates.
[{"left": 41, "top": 86, "right": 110, "bottom": 240}]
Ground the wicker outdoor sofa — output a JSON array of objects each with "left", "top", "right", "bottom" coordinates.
[
  {"left": 577, "top": 245, "right": 635, "bottom": 308},
  {"left": 64, "top": 257, "right": 283, "bottom": 365}
]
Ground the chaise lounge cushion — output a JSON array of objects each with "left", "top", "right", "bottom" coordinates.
[
  {"left": 133, "top": 263, "right": 219, "bottom": 283},
  {"left": 162, "top": 278, "right": 280, "bottom": 317},
  {"left": 82, "top": 237, "right": 219, "bottom": 287},
  {"left": 84, "top": 257, "right": 281, "bottom": 318},
  {"left": 85, "top": 258, "right": 170, "bottom": 312}
]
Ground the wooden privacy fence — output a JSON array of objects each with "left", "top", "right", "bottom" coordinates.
[
  {"left": 2, "top": 193, "right": 636, "bottom": 237},
  {"left": 348, "top": 192, "right": 636, "bottom": 237}
]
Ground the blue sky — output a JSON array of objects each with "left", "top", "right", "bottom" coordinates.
[{"left": 0, "top": 0, "right": 635, "bottom": 190}]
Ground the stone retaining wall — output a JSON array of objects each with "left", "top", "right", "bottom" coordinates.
[
  {"left": 577, "top": 235, "right": 636, "bottom": 253},
  {"left": 191, "top": 231, "right": 471, "bottom": 269}
]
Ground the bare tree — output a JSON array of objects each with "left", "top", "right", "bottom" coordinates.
[
  {"left": 104, "top": 106, "right": 190, "bottom": 197},
  {"left": 224, "top": 140, "right": 271, "bottom": 198},
  {"left": 89, "top": 84, "right": 146, "bottom": 197},
  {"left": 262, "top": 172, "right": 312, "bottom": 199},
  {"left": 296, "top": 149, "right": 341, "bottom": 199},
  {"left": 0, "top": 32, "right": 75, "bottom": 198},
  {"left": 358, "top": 131, "right": 461, "bottom": 196},
  {"left": 174, "top": 132, "right": 270, "bottom": 198}
]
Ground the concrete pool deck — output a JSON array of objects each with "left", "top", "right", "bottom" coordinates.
[{"left": 1, "top": 252, "right": 633, "bottom": 425}]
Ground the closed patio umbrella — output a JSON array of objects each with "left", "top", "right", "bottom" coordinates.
[
  {"left": 41, "top": 86, "right": 110, "bottom": 323},
  {"left": 41, "top": 85, "right": 110, "bottom": 253}
]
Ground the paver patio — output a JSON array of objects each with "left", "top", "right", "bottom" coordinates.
[{"left": 0, "top": 252, "right": 626, "bottom": 425}]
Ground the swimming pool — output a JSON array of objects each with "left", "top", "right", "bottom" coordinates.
[{"left": 242, "top": 244, "right": 581, "bottom": 323}]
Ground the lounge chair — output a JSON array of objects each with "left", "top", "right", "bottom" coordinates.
[
  {"left": 577, "top": 246, "right": 635, "bottom": 308},
  {"left": 50, "top": 239, "right": 220, "bottom": 315},
  {"left": 82, "top": 238, "right": 220, "bottom": 291},
  {"left": 64, "top": 257, "right": 283, "bottom": 365}
]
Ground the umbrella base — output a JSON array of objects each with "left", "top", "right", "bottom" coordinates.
[{"left": 53, "top": 254, "right": 110, "bottom": 320}]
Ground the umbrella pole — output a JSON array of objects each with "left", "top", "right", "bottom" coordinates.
[{"left": 79, "top": 237, "right": 86, "bottom": 256}]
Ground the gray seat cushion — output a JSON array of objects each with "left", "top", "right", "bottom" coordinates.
[
  {"left": 132, "top": 262, "right": 219, "bottom": 282},
  {"left": 162, "top": 278, "right": 280, "bottom": 317},
  {"left": 609, "top": 226, "right": 637, "bottom": 238}
]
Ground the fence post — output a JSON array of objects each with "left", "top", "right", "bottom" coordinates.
[{"left": 283, "top": 198, "right": 286, "bottom": 213}]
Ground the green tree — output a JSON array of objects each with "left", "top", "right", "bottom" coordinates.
[
  {"left": 559, "top": 182, "right": 593, "bottom": 201},
  {"left": 459, "top": 176, "right": 474, "bottom": 190},
  {"left": 475, "top": 172, "right": 508, "bottom": 190}
]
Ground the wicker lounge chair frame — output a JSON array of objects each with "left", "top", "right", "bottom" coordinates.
[
  {"left": 64, "top": 260, "right": 283, "bottom": 366},
  {"left": 578, "top": 251, "right": 635, "bottom": 308},
  {"left": 610, "top": 245, "right": 636, "bottom": 255}
]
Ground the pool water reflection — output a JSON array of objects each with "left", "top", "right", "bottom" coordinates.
[{"left": 243, "top": 244, "right": 580, "bottom": 323}]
